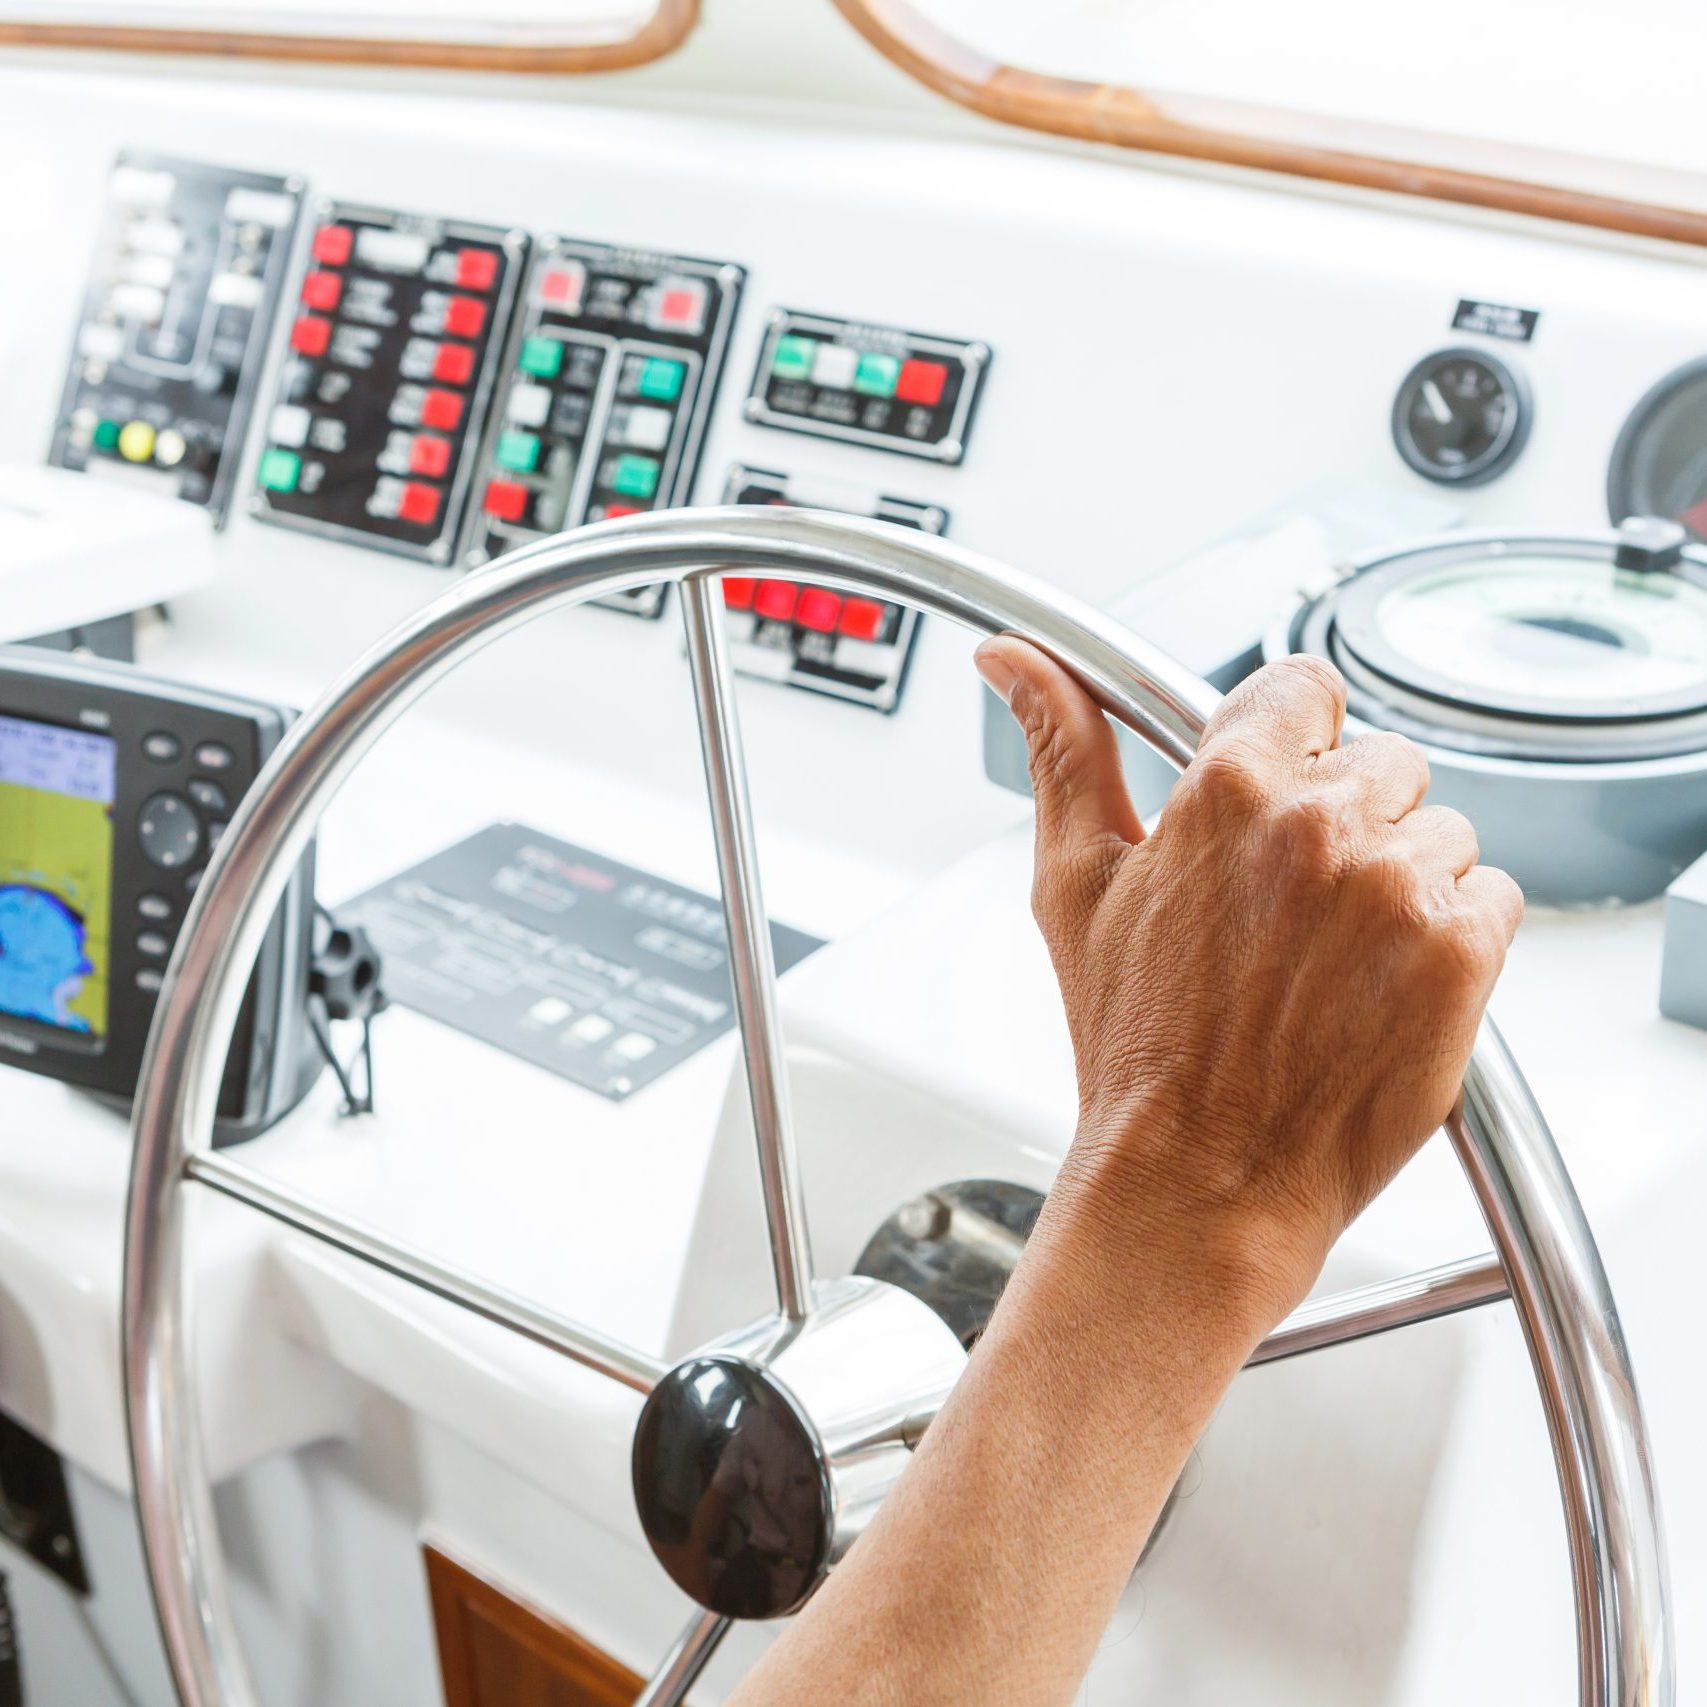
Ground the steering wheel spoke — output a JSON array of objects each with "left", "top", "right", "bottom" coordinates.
[
  {"left": 1248, "top": 1252, "right": 1508, "bottom": 1366},
  {"left": 188, "top": 1151, "right": 664, "bottom": 1393},
  {"left": 680, "top": 570, "right": 814, "bottom": 1324},
  {"left": 633, "top": 1609, "right": 732, "bottom": 1707}
]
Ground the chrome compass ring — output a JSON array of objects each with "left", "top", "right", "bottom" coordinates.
[
  {"left": 123, "top": 507, "right": 1671, "bottom": 1706},
  {"left": 1297, "top": 529, "right": 1707, "bottom": 761},
  {"left": 1273, "top": 522, "right": 1707, "bottom": 901}
]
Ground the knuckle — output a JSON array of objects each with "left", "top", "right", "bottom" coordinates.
[
  {"left": 1343, "top": 846, "right": 1423, "bottom": 917},
  {"left": 1430, "top": 910, "right": 1502, "bottom": 987},
  {"left": 1185, "top": 740, "right": 1269, "bottom": 814},
  {"left": 1272, "top": 789, "right": 1356, "bottom": 876},
  {"left": 1276, "top": 652, "right": 1345, "bottom": 700},
  {"left": 1360, "top": 729, "right": 1429, "bottom": 785},
  {"left": 1436, "top": 806, "right": 1479, "bottom": 861},
  {"left": 1270, "top": 653, "right": 1347, "bottom": 719}
]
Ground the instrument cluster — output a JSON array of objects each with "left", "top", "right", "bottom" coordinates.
[{"left": 49, "top": 152, "right": 995, "bottom": 715}]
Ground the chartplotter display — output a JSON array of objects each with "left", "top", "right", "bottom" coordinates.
[{"left": 0, "top": 714, "right": 117, "bottom": 1038}]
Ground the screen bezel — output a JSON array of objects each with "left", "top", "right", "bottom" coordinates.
[{"left": 0, "top": 653, "right": 284, "bottom": 1118}]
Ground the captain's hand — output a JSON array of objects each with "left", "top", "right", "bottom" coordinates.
[{"left": 975, "top": 639, "right": 1523, "bottom": 1327}]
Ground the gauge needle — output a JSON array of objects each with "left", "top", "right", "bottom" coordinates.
[{"left": 1422, "top": 379, "right": 1453, "bottom": 424}]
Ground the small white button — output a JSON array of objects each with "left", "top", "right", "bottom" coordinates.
[
  {"left": 78, "top": 323, "right": 125, "bottom": 362},
  {"left": 112, "top": 166, "right": 176, "bottom": 207},
  {"left": 620, "top": 405, "right": 672, "bottom": 451},
  {"left": 208, "top": 270, "right": 264, "bottom": 309},
  {"left": 834, "top": 636, "right": 895, "bottom": 674},
  {"left": 610, "top": 1031, "right": 658, "bottom": 1062},
  {"left": 193, "top": 742, "right": 234, "bottom": 772},
  {"left": 527, "top": 997, "right": 572, "bottom": 1026},
  {"left": 111, "top": 283, "right": 166, "bottom": 323},
  {"left": 811, "top": 344, "right": 858, "bottom": 389},
  {"left": 506, "top": 383, "right": 552, "bottom": 428},
  {"left": 269, "top": 404, "right": 311, "bottom": 448},
  {"left": 224, "top": 187, "right": 297, "bottom": 229},
  {"left": 356, "top": 227, "right": 430, "bottom": 273},
  {"left": 569, "top": 1013, "right": 615, "bottom": 1045},
  {"left": 122, "top": 253, "right": 176, "bottom": 289},
  {"left": 367, "top": 477, "right": 406, "bottom": 520},
  {"left": 731, "top": 642, "right": 794, "bottom": 682},
  {"left": 126, "top": 219, "right": 184, "bottom": 257},
  {"left": 154, "top": 429, "right": 188, "bottom": 468}
]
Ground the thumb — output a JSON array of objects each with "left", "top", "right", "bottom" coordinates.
[{"left": 975, "top": 635, "right": 1144, "bottom": 856}]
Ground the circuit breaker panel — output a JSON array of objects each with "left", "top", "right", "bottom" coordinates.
[
  {"left": 465, "top": 237, "right": 744, "bottom": 615},
  {"left": 249, "top": 202, "right": 526, "bottom": 563}
]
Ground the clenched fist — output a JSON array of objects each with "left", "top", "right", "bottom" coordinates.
[{"left": 975, "top": 637, "right": 1523, "bottom": 1324}]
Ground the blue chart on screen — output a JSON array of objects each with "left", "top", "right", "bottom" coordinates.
[
  {"left": 0, "top": 712, "right": 117, "bottom": 1037},
  {"left": 0, "top": 886, "right": 95, "bottom": 1030}
]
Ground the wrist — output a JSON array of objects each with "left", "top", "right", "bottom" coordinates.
[{"left": 1028, "top": 1109, "right": 1328, "bottom": 1362}]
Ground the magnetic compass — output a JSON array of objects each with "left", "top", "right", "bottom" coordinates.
[{"left": 1269, "top": 517, "right": 1707, "bottom": 902}]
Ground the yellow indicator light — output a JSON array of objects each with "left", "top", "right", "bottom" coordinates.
[{"left": 117, "top": 421, "right": 156, "bottom": 464}]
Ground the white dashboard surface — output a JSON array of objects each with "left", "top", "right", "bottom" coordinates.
[{"left": 0, "top": 33, "right": 1702, "bottom": 1703}]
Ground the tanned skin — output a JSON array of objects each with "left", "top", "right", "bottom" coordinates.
[{"left": 726, "top": 641, "right": 1521, "bottom": 1707}]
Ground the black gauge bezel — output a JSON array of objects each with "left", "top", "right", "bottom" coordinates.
[
  {"left": 1391, "top": 345, "right": 1533, "bottom": 488},
  {"left": 1288, "top": 532, "right": 1707, "bottom": 762},
  {"left": 1606, "top": 353, "right": 1707, "bottom": 536}
]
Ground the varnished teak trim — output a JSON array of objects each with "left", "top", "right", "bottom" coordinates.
[
  {"left": 0, "top": 0, "right": 693, "bottom": 72},
  {"left": 426, "top": 1544, "right": 645, "bottom": 1707},
  {"left": 834, "top": 0, "right": 1707, "bottom": 250}
]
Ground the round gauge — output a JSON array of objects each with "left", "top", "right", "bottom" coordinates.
[
  {"left": 1391, "top": 346, "right": 1532, "bottom": 486},
  {"left": 1607, "top": 355, "right": 1707, "bottom": 540},
  {"left": 1268, "top": 521, "right": 1707, "bottom": 902}
]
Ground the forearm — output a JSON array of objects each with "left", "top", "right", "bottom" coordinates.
[{"left": 726, "top": 1143, "right": 1278, "bottom": 1707}]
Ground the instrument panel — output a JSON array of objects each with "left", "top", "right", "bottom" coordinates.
[
  {"left": 249, "top": 202, "right": 526, "bottom": 562},
  {"left": 721, "top": 467, "right": 939, "bottom": 712},
  {"left": 466, "top": 237, "right": 744, "bottom": 617},
  {"left": 746, "top": 309, "right": 989, "bottom": 463},
  {"left": 44, "top": 151, "right": 1003, "bottom": 716},
  {"left": 48, "top": 153, "right": 302, "bottom": 522}
]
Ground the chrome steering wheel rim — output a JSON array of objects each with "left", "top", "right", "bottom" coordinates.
[{"left": 122, "top": 506, "right": 1672, "bottom": 1706}]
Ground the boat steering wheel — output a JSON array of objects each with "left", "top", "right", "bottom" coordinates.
[{"left": 123, "top": 508, "right": 1673, "bottom": 1706}]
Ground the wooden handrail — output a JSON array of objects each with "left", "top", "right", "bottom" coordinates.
[
  {"left": 834, "top": 0, "right": 1707, "bottom": 250},
  {"left": 0, "top": 0, "right": 695, "bottom": 73}
]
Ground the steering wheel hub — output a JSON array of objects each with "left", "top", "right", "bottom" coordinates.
[{"left": 634, "top": 1277, "right": 967, "bottom": 1619}]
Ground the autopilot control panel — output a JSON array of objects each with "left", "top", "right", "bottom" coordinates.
[{"left": 47, "top": 151, "right": 997, "bottom": 714}]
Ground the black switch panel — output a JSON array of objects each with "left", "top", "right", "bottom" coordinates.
[
  {"left": 249, "top": 202, "right": 527, "bottom": 564},
  {"left": 0, "top": 1413, "right": 88, "bottom": 1596},
  {"left": 464, "top": 235, "right": 744, "bottom": 617},
  {"left": 718, "top": 466, "right": 942, "bottom": 712},
  {"left": 745, "top": 309, "right": 989, "bottom": 464},
  {"left": 48, "top": 152, "right": 303, "bottom": 524}
]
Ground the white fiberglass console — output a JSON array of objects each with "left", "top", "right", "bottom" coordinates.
[{"left": 0, "top": 11, "right": 1702, "bottom": 1705}]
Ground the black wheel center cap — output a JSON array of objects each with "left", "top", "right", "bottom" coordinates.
[{"left": 632, "top": 1354, "right": 834, "bottom": 1620}]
